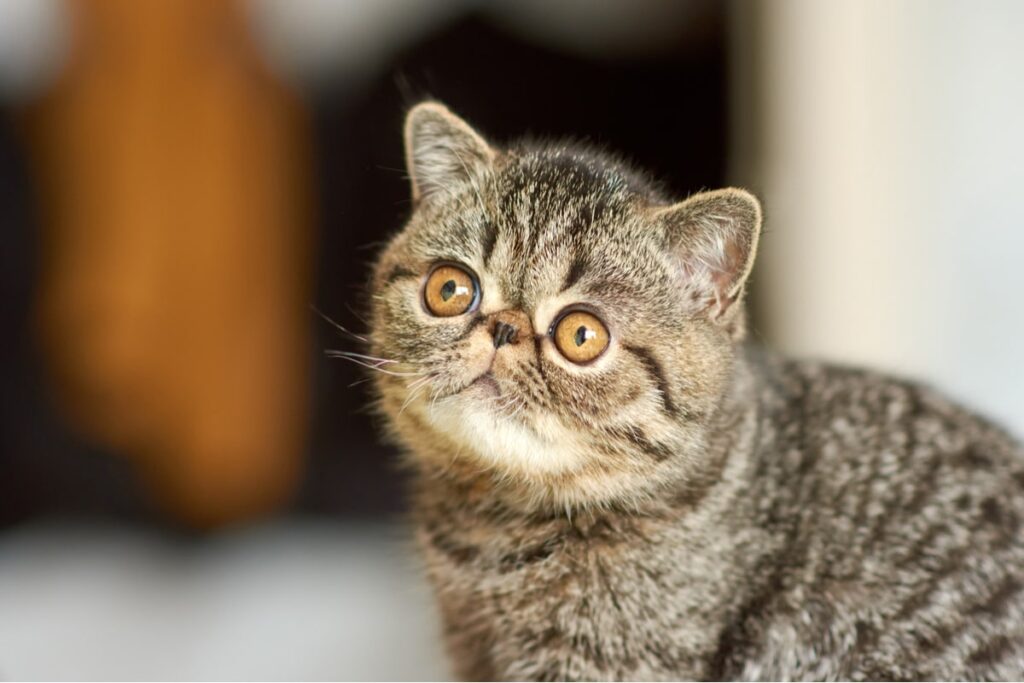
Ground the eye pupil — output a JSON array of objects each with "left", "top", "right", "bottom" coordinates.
[
  {"left": 574, "top": 326, "right": 588, "bottom": 347},
  {"left": 440, "top": 279, "right": 456, "bottom": 301}
]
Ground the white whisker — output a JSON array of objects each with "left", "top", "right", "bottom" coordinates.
[
  {"left": 326, "top": 350, "right": 400, "bottom": 365},
  {"left": 310, "top": 304, "right": 368, "bottom": 342},
  {"left": 400, "top": 382, "right": 430, "bottom": 415},
  {"left": 328, "top": 354, "right": 422, "bottom": 377}
]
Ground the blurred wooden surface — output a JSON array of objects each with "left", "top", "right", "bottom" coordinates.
[{"left": 24, "top": 0, "right": 312, "bottom": 527}]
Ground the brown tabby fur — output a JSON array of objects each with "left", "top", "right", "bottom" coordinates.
[{"left": 367, "top": 102, "right": 1024, "bottom": 680}]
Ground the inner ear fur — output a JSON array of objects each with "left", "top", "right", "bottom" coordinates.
[
  {"left": 653, "top": 187, "right": 762, "bottom": 323},
  {"left": 403, "top": 102, "right": 496, "bottom": 205}
]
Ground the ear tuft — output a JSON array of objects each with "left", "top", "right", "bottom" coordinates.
[
  {"left": 403, "top": 102, "right": 495, "bottom": 204},
  {"left": 655, "top": 188, "right": 762, "bottom": 323}
]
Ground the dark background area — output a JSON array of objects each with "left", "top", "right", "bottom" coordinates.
[{"left": 0, "top": 7, "right": 728, "bottom": 526}]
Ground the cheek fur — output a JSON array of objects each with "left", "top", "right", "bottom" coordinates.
[
  {"left": 542, "top": 361, "right": 641, "bottom": 421},
  {"left": 427, "top": 326, "right": 496, "bottom": 398},
  {"left": 376, "top": 280, "right": 479, "bottom": 357}
]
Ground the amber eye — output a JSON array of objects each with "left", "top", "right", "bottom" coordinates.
[
  {"left": 552, "top": 310, "right": 610, "bottom": 363},
  {"left": 423, "top": 264, "right": 479, "bottom": 317}
]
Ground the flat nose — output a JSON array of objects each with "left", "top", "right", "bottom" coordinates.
[{"left": 488, "top": 310, "right": 532, "bottom": 349}]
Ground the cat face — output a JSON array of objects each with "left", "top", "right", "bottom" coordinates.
[{"left": 370, "top": 103, "right": 761, "bottom": 511}]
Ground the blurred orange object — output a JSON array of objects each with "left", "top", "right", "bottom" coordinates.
[{"left": 23, "top": 0, "right": 313, "bottom": 527}]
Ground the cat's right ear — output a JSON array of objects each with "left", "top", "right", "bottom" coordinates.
[
  {"left": 404, "top": 102, "right": 496, "bottom": 205},
  {"left": 653, "top": 188, "right": 762, "bottom": 326}
]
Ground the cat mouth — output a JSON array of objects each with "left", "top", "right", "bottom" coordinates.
[
  {"left": 430, "top": 371, "right": 500, "bottom": 401},
  {"left": 467, "top": 371, "right": 500, "bottom": 396}
]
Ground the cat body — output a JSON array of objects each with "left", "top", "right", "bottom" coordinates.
[
  {"left": 412, "top": 353, "right": 1024, "bottom": 680},
  {"left": 369, "top": 103, "right": 1024, "bottom": 680}
]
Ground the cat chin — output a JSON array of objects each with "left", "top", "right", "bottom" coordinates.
[{"left": 421, "top": 393, "right": 586, "bottom": 477}]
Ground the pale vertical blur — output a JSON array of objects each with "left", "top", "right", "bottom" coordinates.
[
  {"left": 0, "top": 0, "right": 67, "bottom": 100},
  {"left": 735, "top": 0, "right": 1024, "bottom": 434}
]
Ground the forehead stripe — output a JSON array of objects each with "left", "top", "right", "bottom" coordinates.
[
  {"left": 561, "top": 253, "right": 587, "bottom": 293},
  {"left": 481, "top": 220, "right": 499, "bottom": 266}
]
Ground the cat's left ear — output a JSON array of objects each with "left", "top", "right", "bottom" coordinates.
[
  {"left": 404, "top": 102, "right": 496, "bottom": 205},
  {"left": 653, "top": 188, "right": 762, "bottom": 324}
]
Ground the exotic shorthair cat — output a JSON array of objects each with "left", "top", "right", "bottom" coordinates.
[{"left": 365, "top": 102, "right": 1024, "bottom": 680}]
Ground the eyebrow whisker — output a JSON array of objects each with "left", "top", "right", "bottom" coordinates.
[{"left": 311, "top": 304, "right": 369, "bottom": 343}]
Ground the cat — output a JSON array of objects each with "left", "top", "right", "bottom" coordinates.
[{"left": 366, "top": 101, "right": 1024, "bottom": 680}]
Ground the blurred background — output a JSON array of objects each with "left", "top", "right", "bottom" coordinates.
[{"left": 0, "top": 0, "right": 1021, "bottom": 679}]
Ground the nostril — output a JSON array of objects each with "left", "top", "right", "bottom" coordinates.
[{"left": 493, "top": 321, "right": 519, "bottom": 349}]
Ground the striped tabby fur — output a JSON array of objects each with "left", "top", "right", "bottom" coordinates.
[{"left": 368, "top": 102, "right": 1024, "bottom": 680}]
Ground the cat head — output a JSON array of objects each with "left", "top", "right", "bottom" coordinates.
[{"left": 370, "top": 102, "right": 761, "bottom": 513}]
